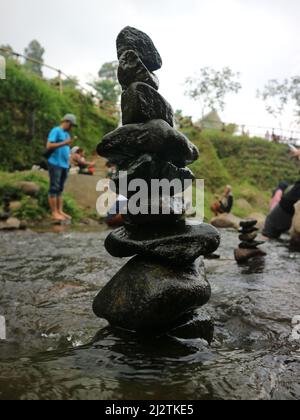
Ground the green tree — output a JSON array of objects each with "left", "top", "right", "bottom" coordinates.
[
  {"left": 91, "top": 61, "right": 121, "bottom": 106},
  {"left": 24, "top": 40, "right": 45, "bottom": 77},
  {"left": 258, "top": 77, "right": 300, "bottom": 126},
  {"left": 185, "top": 67, "right": 242, "bottom": 117}
]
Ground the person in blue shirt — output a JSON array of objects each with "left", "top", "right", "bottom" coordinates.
[{"left": 47, "top": 114, "right": 77, "bottom": 221}]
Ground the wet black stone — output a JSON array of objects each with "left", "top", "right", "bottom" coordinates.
[
  {"left": 240, "top": 220, "right": 258, "bottom": 229},
  {"left": 105, "top": 220, "right": 220, "bottom": 264},
  {"left": 118, "top": 50, "right": 159, "bottom": 91},
  {"left": 238, "top": 227, "right": 259, "bottom": 234},
  {"left": 117, "top": 26, "right": 162, "bottom": 72},
  {"left": 170, "top": 310, "right": 214, "bottom": 343},
  {"left": 111, "top": 154, "right": 195, "bottom": 198},
  {"left": 122, "top": 82, "right": 174, "bottom": 126},
  {"left": 97, "top": 119, "right": 199, "bottom": 167},
  {"left": 239, "top": 232, "right": 258, "bottom": 242},
  {"left": 124, "top": 196, "right": 186, "bottom": 225},
  {"left": 235, "top": 247, "right": 267, "bottom": 263},
  {"left": 93, "top": 256, "right": 211, "bottom": 332},
  {"left": 239, "top": 241, "right": 265, "bottom": 249}
]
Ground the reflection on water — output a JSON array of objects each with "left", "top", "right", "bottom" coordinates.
[{"left": 0, "top": 228, "right": 300, "bottom": 400}]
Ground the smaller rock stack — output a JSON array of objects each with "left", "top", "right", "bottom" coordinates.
[
  {"left": 235, "top": 220, "right": 266, "bottom": 263},
  {"left": 93, "top": 27, "right": 220, "bottom": 336}
]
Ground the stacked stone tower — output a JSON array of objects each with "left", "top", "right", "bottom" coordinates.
[{"left": 93, "top": 27, "right": 220, "bottom": 336}]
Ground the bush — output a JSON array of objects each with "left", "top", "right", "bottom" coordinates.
[{"left": 0, "top": 60, "right": 117, "bottom": 172}]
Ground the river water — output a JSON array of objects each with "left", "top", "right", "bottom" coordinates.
[{"left": 0, "top": 226, "right": 299, "bottom": 400}]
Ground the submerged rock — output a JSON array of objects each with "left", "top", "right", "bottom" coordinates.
[
  {"left": 122, "top": 82, "right": 174, "bottom": 126},
  {"left": 105, "top": 220, "right": 220, "bottom": 264},
  {"left": 97, "top": 119, "right": 199, "bottom": 168},
  {"left": 118, "top": 50, "right": 159, "bottom": 91},
  {"left": 93, "top": 256, "right": 211, "bottom": 332},
  {"left": 117, "top": 26, "right": 162, "bottom": 72},
  {"left": 170, "top": 310, "right": 214, "bottom": 343}
]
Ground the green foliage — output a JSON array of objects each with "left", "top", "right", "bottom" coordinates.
[
  {"left": 91, "top": 61, "right": 121, "bottom": 107},
  {"left": 185, "top": 67, "right": 242, "bottom": 116},
  {"left": 208, "top": 130, "right": 299, "bottom": 189},
  {"left": 0, "top": 171, "right": 83, "bottom": 222},
  {"left": 185, "top": 129, "right": 299, "bottom": 220},
  {"left": 0, "top": 60, "right": 117, "bottom": 172},
  {"left": 186, "top": 128, "right": 231, "bottom": 191},
  {"left": 24, "top": 40, "right": 45, "bottom": 76}
]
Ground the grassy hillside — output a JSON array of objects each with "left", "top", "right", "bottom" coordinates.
[
  {"left": 186, "top": 129, "right": 299, "bottom": 220},
  {"left": 0, "top": 60, "right": 117, "bottom": 171}
]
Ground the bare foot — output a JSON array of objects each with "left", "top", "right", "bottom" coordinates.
[
  {"left": 59, "top": 211, "right": 72, "bottom": 220},
  {"left": 51, "top": 212, "right": 65, "bottom": 222}
]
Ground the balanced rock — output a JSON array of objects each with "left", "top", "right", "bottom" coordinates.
[
  {"left": 112, "top": 154, "right": 195, "bottom": 198},
  {"left": 118, "top": 50, "right": 159, "bottom": 91},
  {"left": 240, "top": 220, "right": 258, "bottom": 229},
  {"left": 93, "top": 256, "right": 211, "bottom": 332},
  {"left": 239, "top": 232, "right": 257, "bottom": 242},
  {"left": 97, "top": 119, "right": 199, "bottom": 167},
  {"left": 124, "top": 196, "right": 186, "bottom": 225},
  {"left": 235, "top": 248, "right": 267, "bottom": 264},
  {"left": 122, "top": 82, "right": 174, "bottom": 126},
  {"left": 105, "top": 220, "right": 220, "bottom": 264},
  {"left": 239, "top": 241, "right": 265, "bottom": 249},
  {"left": 117, "top": 26, "right": 162, "bottom": 72}
]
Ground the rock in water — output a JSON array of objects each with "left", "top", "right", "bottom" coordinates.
[
  {"left": 122, "top": 82, "right": 174, "bottom": 126},
  {"left": 105, "top": 220, "right": 220, "bottom": 264},
  {"left": 93, "top": 257, "right": 211, "bottom": 332},
  {"left": 117, "top": 26, "right": 162, "bottom": 72},
  {"left": 118, "top": 50, "right": 159, "bottom": 91},
  {"left": 170, "top": 310, "right": 214, "bottom": 342},
  {"left": 235, "top": 248, "right": 267, "bottom": 264},
  {"left": 97, "top": 119, "right": 199, "bottom": 167},
  {"left": 239, "top": 241, "right": 265, "bottom": 249}
]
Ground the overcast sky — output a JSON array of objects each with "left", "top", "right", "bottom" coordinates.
[{"left": 1, "top": 0, "right": 300, "bottom": 135}]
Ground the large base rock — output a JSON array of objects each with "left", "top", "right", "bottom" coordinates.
[
  {"left": 93, "top": 257, "right": 211, "bottom": 332},
  {"left": 117, "top": 26, "right": 162, "bottom": 72},
  {"left": 122, "top": 82, "right": 174, "bottom": 126},
  {"left": 98, "top": 119, "right": 199, "bottom": 168},
  {"left": 105, "top": 220, "right": 220, "bottom": 264}
]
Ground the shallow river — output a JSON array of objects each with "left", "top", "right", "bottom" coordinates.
[{"left": 0, "top": 225, "right": 300, "bottom": 400}]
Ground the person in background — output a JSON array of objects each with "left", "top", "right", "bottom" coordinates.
[
  {"left": 47, "top": 114, "right": 77, "bottom": 222},
  {"left": 211, "top": 185, "right": 234, "bottom": 217},
  {"left": 263, "top": 181, "right": 300, "bottom": 239},
  {"left": 106, "top": 161, "right": 118, "bottom": 179},
  {"left": 270, "top": 181, "right": 289, "bottom": 211},
  {"left": 71, "top": 147, "right": 96, "bottom": 176}
]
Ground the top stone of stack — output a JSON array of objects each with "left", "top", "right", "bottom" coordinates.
[{"left": 117, "top": 26, "right": 162, "bottom": 72}]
